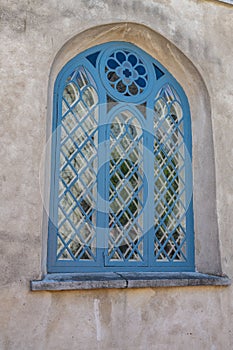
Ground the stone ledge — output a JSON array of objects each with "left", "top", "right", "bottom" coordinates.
[{"left": 31, "top": 272, "right": 231, "bottom": 291}]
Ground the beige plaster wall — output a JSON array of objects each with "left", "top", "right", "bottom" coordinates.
[{"left": 0, "top": 0, "right": 233, "bottom": 349}]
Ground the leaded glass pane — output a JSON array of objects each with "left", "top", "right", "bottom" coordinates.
[
  {"left": 154, "top": 84, "right": 186, "bottom": 262},
  {"left": 56, "top": 66, "right": 98, "bottom": 261},
  {"left": 107, "top": 110, "right": 144, "bottom": 263}
]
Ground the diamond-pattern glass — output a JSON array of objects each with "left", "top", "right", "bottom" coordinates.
[
  {"left": 107, "top": 111, "right": 144, "bottom": 263},
  {"left": 56, "top": 67, "right": 98, "bottom": 261},
  {"left": 154, "top": 84, "right": 186, "bottom": 262}
]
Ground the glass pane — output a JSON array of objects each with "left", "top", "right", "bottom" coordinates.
[
  {"left": 63, "top": 82, "right": 79, "bottom": 106},
  {"left": 154, "top": 85, "right": 186, "bottom": 262},
  {"left": 107, "top": 110, "right": 144, "bottom": 263},
  {"left": 56, "top": 66, "right": 98, "bottom": 261}
]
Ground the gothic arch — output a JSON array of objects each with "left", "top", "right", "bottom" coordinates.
[{"left": 42, "top": 22, "right": 221, "bottom": 275}]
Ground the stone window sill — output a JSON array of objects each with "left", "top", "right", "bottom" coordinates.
[{"left": 31, "top": 272, "right": 231, "bottom": 291}]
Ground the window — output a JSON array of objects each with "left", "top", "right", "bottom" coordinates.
[{"left": 47, "top": 42, "right": 194, "bottom": 273}]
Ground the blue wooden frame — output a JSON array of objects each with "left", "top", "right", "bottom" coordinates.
[{"left": 47, "top": 42, "right": 194, "bottom": 273}]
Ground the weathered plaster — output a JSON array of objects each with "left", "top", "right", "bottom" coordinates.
[{"left": 0, "top": 0, "right": 233, "bottom": 349}]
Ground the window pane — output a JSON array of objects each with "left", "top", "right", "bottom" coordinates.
[
  {"left": 56, "top": 67, "right": 98, "bottom": 261},
  {"left": 154, "top": 85, "right": 187, "bottom": 262},
  {"left": 107, "top": 110, "right": 144, "bottom": 263}
]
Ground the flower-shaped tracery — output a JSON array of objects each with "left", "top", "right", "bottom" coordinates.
[{"left": 105, "top": 50, "right": 148, "bottom": 97}]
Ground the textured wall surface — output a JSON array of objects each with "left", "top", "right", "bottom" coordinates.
[{"left": 0, "top": 0, "right": 233, "bottom": 349}]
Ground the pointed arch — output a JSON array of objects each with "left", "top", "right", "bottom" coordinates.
[{"left": 43, "top": 23, "right": 221, "bottom": 275}]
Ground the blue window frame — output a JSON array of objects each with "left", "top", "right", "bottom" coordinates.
[{"left": 48, "top": 42, "right": 194, "bottom": 273}]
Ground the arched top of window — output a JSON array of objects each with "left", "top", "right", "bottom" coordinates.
[
  {"left": 55, "top": 42, "right": 190, "bottom": 108},
  {"left": 48, "top": 42, "right": 194, "bottom": 273}
]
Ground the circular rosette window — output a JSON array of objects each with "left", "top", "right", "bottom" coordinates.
[{"left": 99, "top": 46, "right": 155, "bottom": 103}]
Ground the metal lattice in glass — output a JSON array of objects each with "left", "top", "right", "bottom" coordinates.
[
  {"left": 153, "top": 85, "right": 186, "bottom": 262},
  {"left": 108, "top": 111, "right": 144, "bottom": 263},
  {"left": 57, "top": 67, "right": 98, "bottom": 262},
  {"left": 48, "top": 42, "right": 194, "bottom": 272}
]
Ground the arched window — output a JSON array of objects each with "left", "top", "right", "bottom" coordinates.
[{"left": 47, "top": 42, "right": 194, "bottom": 273}]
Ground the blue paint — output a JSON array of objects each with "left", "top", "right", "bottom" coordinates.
[
  {"left": 47, "top": 42, "right": 194, "bottom": 273},
  {"left": 86, "top": 51, "right": 100, "bottom": 67},
  {"left": 153, "top": 63, "right": 165, "bottom": 80}
]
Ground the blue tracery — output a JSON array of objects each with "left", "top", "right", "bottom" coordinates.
[{"left": 105, "top": 50, "right": 148, "bottom": 97}]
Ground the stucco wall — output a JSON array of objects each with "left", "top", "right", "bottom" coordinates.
[{"left": 0, "top": 0, "right": 233, "bottom": 349}]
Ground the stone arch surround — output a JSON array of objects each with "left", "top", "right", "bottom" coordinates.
[{"left": 43, "top": 22, "right": 221, "bottom": 275}]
